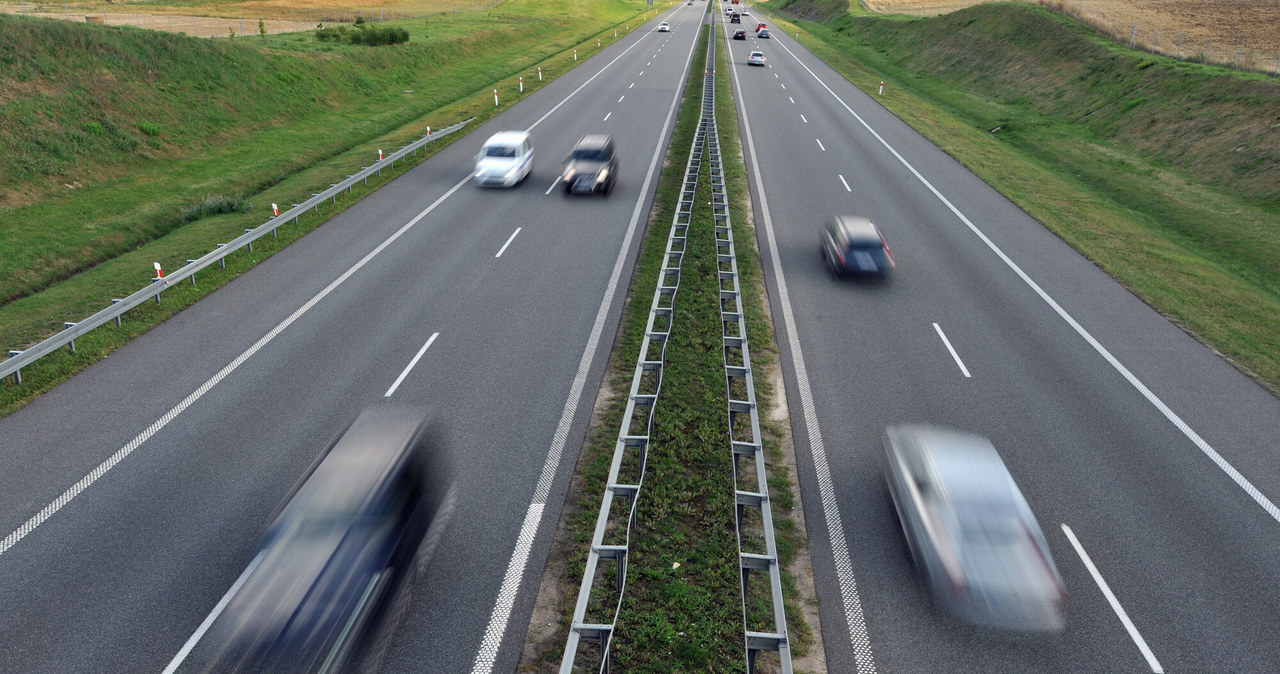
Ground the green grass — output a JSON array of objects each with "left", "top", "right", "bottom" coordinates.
[
  {"left": 0, "top": 0, "right": 658, "bottom": 413},
  {"left": 521, "top": 23, "right": 812, "bottom": 672},
  {"left": 765, "top": 0, "right": 1280, "bottom": 394}
]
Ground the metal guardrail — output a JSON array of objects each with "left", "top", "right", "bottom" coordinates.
[
  {"left": 2, "top": 118, "right": 472, "bottom": 385},
  {"left": 559, "top": 36, "right": 706, "bottom": 674},
  {"left": 705, "top": 19, "right": 791, "bottom": 666}
]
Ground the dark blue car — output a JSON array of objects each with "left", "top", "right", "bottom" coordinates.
[{"left": 821, "top": 215, "right": 895, "bottom": 277}]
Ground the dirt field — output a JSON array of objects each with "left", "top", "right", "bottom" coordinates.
[
  {"left": 863, "top": 0, "right": 1280, "bottom": 71},
  {"left": 0, "top": 0, "right": 490, "bottom": 36}
]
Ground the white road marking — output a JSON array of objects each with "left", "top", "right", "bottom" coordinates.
[
  {"left": 0, "top": 176, "right": 471, "bottom": 560},
  {"left": 801, "top": 114, "right": 808, "bottom": 123},
  {"left": 604, "top": 112, "right": 613, "bottom": 122},
  {"left": 639, "top": 70, "right": 646, "bottom": 76},
  {"left": 384, "top": 332, "right": 440, "bottom": 397},
  {"left": 932, "top": 323, "right": 971, "bottom": 378},
  {"left": 470, "top": 26, "right": 701, "bottom": 674},
  {"left": 618, "top": 95, "right": 626, "bottom": 103},
  {"left": 839, "top": 174, "right": 851, "bottom": 192},
  {"left": 545, "top": 178, "right": 561, "bottom": 195},
  {"left": 162, "top": 550, "right": 267, "bottom": 674},
  {"left": 496, "top": 228, "right": 522, "bottom": 258},
  {"left": 780, "top": 82, "right": 787, "bottom": 90},
  {"left": 789, "top": 96, "right": 795, "bottom": 104},
  {"left": 729, "top": 30, "right": 878, "bottom": 674},
  {"left": 1062, "top": 525, "right": 1164, "bottom": 673},
  {"left": 816, "top": 138, "right": 826, "bottom": 152},
  {"left": 774, "top": 35, "right": 1280, "bottom": 528},
  {"left": 629, "top": 82, "right": 635, "bottom": 88}
]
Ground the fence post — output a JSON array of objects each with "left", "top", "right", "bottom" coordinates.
[
  {"left": 1206, "top": 37, "right": 1212, "bottom": 64},
  {"left": 1152, "top": 27, "right": 1158, "bottom": 53},
  {"left": 1274, "top": 52, "right": 1279, "bottom": 77},
  {"left": 1234, "top": 39, "right": 1244, "bottom": 70},
  {"left": 1130, "top": 23, "right": 1136, "bottom": 49},
  {"left": 1177, "top": 32, "right": 1183, "bottom": 59}
]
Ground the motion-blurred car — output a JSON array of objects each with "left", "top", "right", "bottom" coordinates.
[
  {"left": 755, "top": 22, "right": 766, "bottom": 32},
  {"left": 758, "top": 28, "right": 771, "bottom": 38},
  {"left": 732, "top": 29, "right": 747, "bottom": 40},
  {"left": 820, "top": 215, "right": 894, "bottom": 277},
  {"left": 883, "top": 424, "right": 1067, "bottom": 633},
  {"left": 203, "top": 405, "right": 445, "bottom": 672},
  {"left": 562, "top": 134, "right": 618, "bottom": 195},
  {"left": 747, "top": 50, "right": 766, "bottom": 66},
  {"left": 473, "top": 131, "right": 533, "bottom": 187},
  {"left": 658, "top": 21, "right": 670, "bottom": 32}
]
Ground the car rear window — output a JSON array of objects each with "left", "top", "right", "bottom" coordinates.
[{"left": 485, "top": 145, "right": 517, "bottom": 158}]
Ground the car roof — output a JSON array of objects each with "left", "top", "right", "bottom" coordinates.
[
  {"left": 888, "top": 424, "right": 1018, "bottom": 504},
  {"left": 573, "top": 134, "right": 613, "bottom": 150},
  {"left": 830, "top": 215, "right": 882, "bottom": 242},
  {"left": 483, "top": 130, "right": 529, "bottom": 147}
]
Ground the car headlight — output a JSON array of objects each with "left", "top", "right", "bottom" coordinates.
[
  {"left": 596, "top": 169, "right": 609, "bottom": 183},
  {"left": 563, "top": 169, "right": 575, "bottom": 182}
]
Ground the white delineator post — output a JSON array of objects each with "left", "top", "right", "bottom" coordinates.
[
  {"left": 494, "top": 89, "right": 499, "bottom": 105},
  {"left": 272, "top": 202, "right": 279, "bottom": 217},
  {"left": 538, "top": 67, "right": 543, "bottom": 81},
  {"left": 878, "top": 81, "right": 884, "bottom": 95},
  {"left": 378, "top": 149, "right": 384, "bottom": 160},
  {"left": 154, "top": 262, "right": 163, "bottom": 279},
  {"left": 519, "top": 76, "right": 524, "bottom": 92}
]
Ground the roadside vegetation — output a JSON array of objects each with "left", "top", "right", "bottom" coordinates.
[
  {"left": 520, "top": 23, "right": 813, "bottom": 672},
  {"left": 0, "top": 0, "right": 652, "bottom": 415},
  {"left": 765, "top": 0, "right": 1280, "bottom": 394}
]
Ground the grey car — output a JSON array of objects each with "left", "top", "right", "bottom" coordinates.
[
  {"left": 561, "top": 134, "right": 618, "bottom": 195},
  {"left": 883, "top": 424, "right": 1067, "bottom": 633}
]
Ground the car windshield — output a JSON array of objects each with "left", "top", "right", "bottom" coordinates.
[
  {"left": 572, "top": 148, "right": 609, "bottom": 161},
  {"left": 485, "top": 145, "right": 517, "bottom": 158}
]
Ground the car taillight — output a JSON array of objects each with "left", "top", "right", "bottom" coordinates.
[{"left": 881, "top": 238, "right": 896, "bottom": 269}]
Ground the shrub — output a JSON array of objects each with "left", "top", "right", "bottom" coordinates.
[
  {"left": 180, "top": 194, "right": 251, "bottom": 223},
  {"left": 313, "top": 23, "right": 409, "bottom": 46},
  {"left": 137, "top": 121, "right": 162, "bottom": 137}
]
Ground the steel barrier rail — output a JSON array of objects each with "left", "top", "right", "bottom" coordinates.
[
  {"left": 2, "top": 118, "right": 472, "bottom": 385},
  {"left": 559, "top": 35, "right": 710, "bottom": 674},
  {"left": 708, "top": 9, "right": 792, "bottom": 670}
]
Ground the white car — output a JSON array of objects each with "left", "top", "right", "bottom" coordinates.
[
  {"left": 474, "top": 131, "right": 533, "bottom": 188},
  {"left": 747, "top": 51, "right": 766, "bottom": 66},
  {"left": 658, "top": 21, "right": 670, "bottom": 32}
]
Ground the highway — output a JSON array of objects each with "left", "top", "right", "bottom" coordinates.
[
  {"left": 0, "top": 5, "right": 709, "bottom": 672},
  {"left": 723, "top": 6, "right": 1280, "bottom": 672}
]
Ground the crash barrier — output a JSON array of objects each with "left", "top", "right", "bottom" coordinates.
[
  {"left": 2, "top": 119, "right": 472, "bottom": 386},
  {"left": 561, "top": 18, "right": 791, "bottom": 672}
]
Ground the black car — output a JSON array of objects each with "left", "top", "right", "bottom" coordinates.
[
  {"left": 730, "top": 12, "right": 741, "bottom": 23},
  {"left": 562, "top": 134, "right": 618, "bottom": 195},
  {"left": 758, "top": 29, "right": 771, "bottom": 38},
  {"left": 201, "top": 405, "right": 445, "bottom": 673},
  {"left": 732, "top": 29, "right": 747, "bottom": 40}
]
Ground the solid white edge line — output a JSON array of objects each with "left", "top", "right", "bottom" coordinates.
[
  {"left": 0, "top": 178, "right": 471, "bottom": 560},
  {"left": 1062, "top": 524, "right": 1165, "bottom": 673},
  {"left": 728, "top": 23, "right": 878, "bottom": 674},
  {"left": 384, "top": 332, "right": 440, "bottom": 397},
  {"left": 932, "top": 322, "right": 971, "bottom": 378},
  {"left": 468, "top": 23, "right": 701, "bottom": 674},
  {"left": 162, "top": 549, "right": 267, "bottom": 674},
  {"left": 495, "top": 227, "right": 522, "bottom": 258},
  {"left": 772, "top": 33, "right": 1280, "bottom": 527}
]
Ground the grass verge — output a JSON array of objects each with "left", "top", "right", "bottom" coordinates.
[{"left": 518, "top": 22, "right": 814, "bottom": 672}]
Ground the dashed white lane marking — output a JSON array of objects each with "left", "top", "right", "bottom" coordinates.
[
  {"left": 839, "top": 174, "right": 851, "bottom": 192},
  {"left": 384, "top": 332, "right": 440, "bottom": 397},
  {"left": 801, "top": 113, "right": 808, "bottom": 123},
  {"left": 629, "top": 82, "right": 635, "bottom": 88},
  {"left": 604, "top": 112, "right": 613, "bottom": 122},
  {"left": 495, "top": 227, "right": 522, "bottom": 258},
  {"left": 932, "top": 323, "right": 971, "bottom": 378},
  {"left": 0, "top": 176, "right": 470, "bottom": 560},
  {"left": 544, "top": 179, "right": 561, "bottom": 195},
  {"left": 729, "top": 28, "right": 877, "bottom": 674},
  {"left": 161, "top": 550, "right": 266, "bottom": 674},
  {"left": 816, "top": 138, "right": 826, "bottom": 152},
  {"left": 789, "top": 96, "right": 795, "bottom": 104},
  {"left": 1062, "top": 525, "right": 1164, "bottom": 673},
  {"left": 773, "top": 35, "right": 1280, "bottom": 528},
  {"left": 469, "top": 24, "right": 700, "bottom": 673},
  {"left": 618, "top": 95, "right": 626, "bottom": 103}
]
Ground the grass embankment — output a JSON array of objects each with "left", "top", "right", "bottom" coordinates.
[
  {"left": 767, "top": 0, "right": 1280, "bottom": 393},
  {"left": 521, "top": 24, "right": 812, "bottom": 672},
  {"left": 0, "top": 0, "right": 649, "bottom": 415}
]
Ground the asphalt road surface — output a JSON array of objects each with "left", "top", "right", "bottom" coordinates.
[
  {"left": 0, "top": 5, "right": 709, "bottom": 672},
  {"left": 724, "top": 6, "right": 1280, "bottom": 672}
]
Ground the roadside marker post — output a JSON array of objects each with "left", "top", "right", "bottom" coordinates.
[
  {"left": 272, "top": 203, "right": 279, "bottom": 217},
  {"left": 878, "top": 81, "right": 884, "bottom": 95},
  {"left": 494, "top": 89, "right": 499, "bottom": 105},
  {"left": 519, "top": 76, "right": 524, "bottom": 93},
  {"left": 378, "top": 149, "right": 384, "bottom": 161},
  {"left": 538, "top": 67, "right": 543, "bottom": 81}
]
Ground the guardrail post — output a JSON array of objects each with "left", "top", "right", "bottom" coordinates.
[
  {"left": 150, "top": 277, "right": 162, "bottom": 303},
  {"left": 111, "top": 299, "right": 123, "bottom": 327},
  {"left": 8, "top": 351, "right": 23, "bottom": 385},
  {"left": 217, "top": 244, "right": 227, "bottom": 269},
  {"left": 187, "top": 260, "right": 198, "bottom": 286},
  {"left": 63, "top": 322, "right": 78, "bottom": 352}
]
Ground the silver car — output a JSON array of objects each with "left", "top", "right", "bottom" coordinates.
[{"left": 883, "top": 424, "right": 1067, "bottom": 632}]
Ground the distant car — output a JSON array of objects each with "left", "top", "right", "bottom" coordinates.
[
  {"left": 740, "top": 9, "right": 750, "bottom": 17},
  {"left": 883, "top": 424, "right": 1067, "bottom": 633},
  {"left": 562, "top": 134, "right": 618, "bottom": 195},
  {"left": 732, "top": 29, "right": 747, "bottom": 40},
  {"left": 730, "top": 12, "right": 741, "bottom": 23},
  {"left": 473, "top": 131, "right": 533, "bottom": 188},
  {"left": 755, "top": 22, "right": 766, "bottom": 32},
  {"left": 747, "top": 50, "right": 766, "bottom": 66},
  {"left": 658, "top": 21, "right": 670, "bottom": 32},
  {"left": 758, "top": 29, "right": 771, "bottom": 38},
  {"left": 820, "top": 215, "right": 894, "bottom": 277},
  {"left": 203, "top": 406, "right": 446, "bottom": 672}
]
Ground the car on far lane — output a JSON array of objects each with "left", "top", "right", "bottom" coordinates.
[
  {"left": 820, "top": 215, "right": 894, "bottom": 277},
  {"left": 732, "top": 29, "right": 747, "bottom": 40},
  {"left": 883, "top": 424, "right": 1067, "bottom": 633},
  {"left": 758, "top": 28, "right": 771, "bottom": 38},
  {"left": 755, "top": 22, "right": 766, "bottom": 32},
  {"left": 747, "top": 50, "right": 766, "bottom": 66},
  {"left": 730, "top": 12, "right": 741, "bottom": 23},
  {"left": 658, "top": 21, "right": 670, "bottom": 32},
  {"left": 562, "top": 134, "right": 618, "bottom": 195}
]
